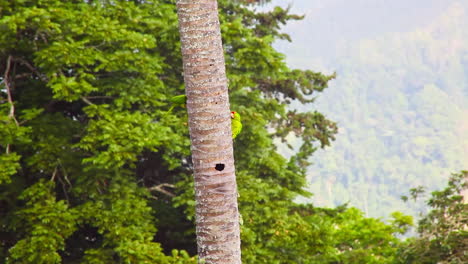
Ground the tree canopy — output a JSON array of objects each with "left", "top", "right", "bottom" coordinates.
[{"left": 397, "top": 171, "right": 467, "bottom": 264}]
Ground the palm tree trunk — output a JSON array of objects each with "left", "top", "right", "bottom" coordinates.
[{"left": 175, "top": 1, "right": 241, "bottom": 263}]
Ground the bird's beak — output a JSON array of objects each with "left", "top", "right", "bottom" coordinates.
[{"left": 230, "top": 112, "right": 235, "bottom": 118}]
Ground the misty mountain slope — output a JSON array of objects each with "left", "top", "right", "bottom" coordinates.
[
  {"left": 306, "top": 2, "right": 468, "bottom": 217},
  {"left": 270, "top": 0, "right": 458, "bottom": 68},
  {"left": 270, "top": 1, "right": 468, "bottom": 217}
]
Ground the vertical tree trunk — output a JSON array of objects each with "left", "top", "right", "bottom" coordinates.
[{"left": 175, "top": 1, "right": 241, "bottom": 263}]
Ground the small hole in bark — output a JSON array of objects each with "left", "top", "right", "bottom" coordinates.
[
  {"left": 215, "top": 164, "right": 225, "bottom": 171},
  {"left": 209, "top": 64, "right": 214, "bottom": 66}
]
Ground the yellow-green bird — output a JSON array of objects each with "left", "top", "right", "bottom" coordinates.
[
  {"left": 168, "top": 95, "right": 242, "bottom": 139},
  {"left": 230, "top": 111, "right": 242, "bottom": 139}
]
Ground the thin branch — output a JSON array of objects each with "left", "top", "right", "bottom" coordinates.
[
  {"left": 57, "top": 158, "right": 72, "bottom": 188},
  {"left": 39, "top": 32, "right": 49, "bottom": 45},
  {"left": 56, "top": 159, "right": 71, "bottom": 204},
  {"left": 57, "top": 173, "right": 70, "bottom": 204},
  {"left": 148, "top": 183, "right": 176, "bottom": 197},
  {"left": 50, "top": 166, "right": 58, "bottom": 181},
  {"left": 81, "top": 96, "right": 94, "bottom": 105},
  {"left": 14, "top": 72, "right": 33, "bottom": 80},
  {"left": 13, "top": 57, "right": 48, "bottom": 82},
  {"left": 84, "top": 96, "right": 115, "bottom": 100},
  {"left": 4, "top": 55, "right": 19, "bottom": 126}
]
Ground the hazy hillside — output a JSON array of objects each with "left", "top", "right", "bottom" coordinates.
[
  {"left": 269, "top": 1, "right": 468, "bottom": 217},
  {"left": 270, "top": 0, "right": 458, "bottom": 69}
]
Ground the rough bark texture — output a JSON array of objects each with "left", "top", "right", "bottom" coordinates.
[{"left": 175, "top": 1, "right": 241, "bottom": 263}]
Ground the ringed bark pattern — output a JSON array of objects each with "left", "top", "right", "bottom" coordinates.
[{"left": 175, "top": 1, "right": 241, "bottom": 263}]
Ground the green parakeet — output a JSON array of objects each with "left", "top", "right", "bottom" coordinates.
[
  {"left": 168, "top": 94, "right": 242, "bottom": 139},
  {"left": 231, "top": 111, "right": 242, "bottom": 139}
]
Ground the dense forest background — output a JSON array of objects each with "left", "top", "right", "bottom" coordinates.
[
  {"left": 1, "top": 0, "right": 466, "bottom": 263},
  {"left": 271, "top": 0, "right": 468, "bottom": 218}
]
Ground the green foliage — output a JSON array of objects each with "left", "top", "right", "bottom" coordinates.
[
  {"left": 78, "top": 104, "right": 173, "bottom": 169},
  {"left": 0, "top": 0, "right": 409, "bottom": 263},
  {"left": 327, "top": 208, "right": 409, "bottom": 264},
  {"left": 7, "top": 180, "right": 77, "bottom": 264},
  {"left": 397, "top": 171, "right": 468, "bottom": 264},
  {"left": 0, "top": 152, "right": 21, "bottom": 185},
  {"left": 76, "top": 176, "right": 190, "bottom": 264},
  {"left": 0, "top": 104, "right": 33, "bottom": 184},
  {"left": 0, "top": 0, "right": 192, "bottom": 262}
]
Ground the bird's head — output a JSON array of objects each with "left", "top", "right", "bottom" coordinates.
[{"left": 231, "top": 111, "right": 241, "bottom": 120}]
